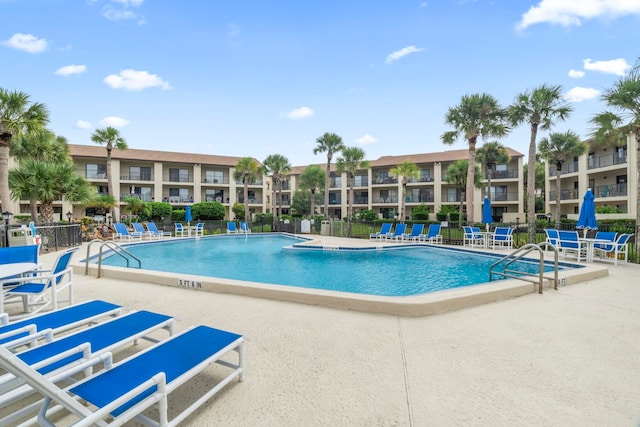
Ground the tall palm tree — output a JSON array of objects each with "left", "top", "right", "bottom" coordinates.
[
  {"left": 538, "top": 131, "right": 588, "bottom": 224},
  {"left": 444, "top": 159, "right": 482, "bottom": 218},
  {"left": 122, "top": 195, "right": 151, "bottom": 223},
  {"left": 298, "top": 165, "right": 325, "bottom": 219},
  {"left": 336, "top": 146, "right": 369, "bottom": 237},
  {"left": 261, "top": 154, "right": 291, "bottom": 230},
  {"left": 233, "top": 157, "right": 259, "bottom": 224},
  {"left": 91, "top": 127, "right": 127, "bottom": 218},
  {"left": 9, "top": 159, "right": 92, "bottom": 224},
  {"left": 11, "top": 131, "right": 70, "bottom": 220},
  {"left": 0, "top": 88, "right": 50, "bottom": 212},
  {"left": 389, "top": 160, "right": 419, "bottom": 223},
  {"left": 590, "top": 58, "right": 640, "bottom": 229},
  {"left": 442, "top": 93, "right": 508, "bottom": 223},
  {"left": 476, "top": 141, "right": 510, "bottom": 200},
  {"left": 313, "top": 132, "right": 345, "bottom": 218},
  {"left": 509, "top": 84, "right": 572, "bottom": 242}
]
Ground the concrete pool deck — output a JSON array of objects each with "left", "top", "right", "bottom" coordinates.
[{"left": 22, "top": 239, "right": 640, "bottom": 425}]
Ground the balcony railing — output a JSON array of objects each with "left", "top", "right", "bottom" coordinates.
[
  {"left": 484, "top": 169, "right": 518, "bottom": 179},
  {"left": 548, "top": 189, "right": 579, "bottom": 200},
  {"left": 373, "top": 177, "right": 397, "bottom": 185},
  {"left": 373, "top": 197, "right": 399, "bottom": 204},
  {"left": 121, "top": 174, "right": 152, "bottom": 181},
  {"left": 202, "top": 177, "right": 229, "bottom": 184},
  {"left": 163, "top": 195, "right": 193, "bottom": 203},
  {"left": 329, "top": 199, "right": 342, "bottom": 205},
  {"left": 406, "top": 195, "right": 434, "bottom": 203},
  {"left": 235, "top": 180, "right": 263, "bottom": 186},
  {"left": 588, "top": 152, "right": 627, "bottom": 169},
  {"left": 86, "top": 173, "right": 107, "bottom": 180},
  {"left": 594, "top": 183, "right": 627, "bottom": 198},
  {"left": 353, "top": 197, "right": 369, "bottom": 204},
  {"left": 409, "top": 177, "right": 434, "bottom": 183},
  {"left": 237, "top": 198, "right": 263, "bottom": 204},
  {"left": 490, "top": 192, "right": 520, "bottom": 202},
  {"left": 442, "top": 195, "right": 461, "bottom": 203},
  {"left": 548, "top": 162, "right": 579, "bottom": 176},
  {"left": 165, "top": 175, "right": 193, "bottom": 183},
  {"left": 121, "top": 194, "right": 153, "bottom": 202}
]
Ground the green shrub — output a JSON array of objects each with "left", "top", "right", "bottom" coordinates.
[
  {"left": 358, "top": 209, "right": 378, "bottom": 221},
  {"left": 192, "top": 202, "right": 225, "bottom": 220},
  {"left": 412, "top": 204, "right": 430, "bottom": 221}
]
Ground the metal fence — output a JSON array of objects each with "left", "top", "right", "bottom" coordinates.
[{"left": 1, "top": 223, "right": 82, "bottom": 253}]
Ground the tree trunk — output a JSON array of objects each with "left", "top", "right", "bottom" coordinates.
[
  {"left": 400, "top": 179, "right": 406, "bottom": 223},
  {"left": 527, "top": 123, "right": 539, "bottom": 243},
  {"left": 106, "top": 148, "right": 116, "bottom": 220},
  {"left": 272, "top": 179, "right": 278, "bottom": 231},
  {"left": 324, "top": 157, "right": 331, "bottom": 218},
  {"left": 636, "top": 130, "right": 640, "bottom": 233},
  {"left": 466, "top": 140, "right": 477, "bottom": 223},
  {"left": 30, "top": 199, "right": 38, "bottom": 221},
  {"left": 0, "top": 144, "right": 11, "bottom": 213},
  {"left": 310, "top": 188, "right": 316, "bottom": 220},
  {"left": 486, "top": 165, "right": 492, "bottom": 200},
  {"left": 243, "top": 179, "right": 249, "bottom": 224},
  {"left": 347, "top": 176, "right": 354, "bottom": 237},
  {"left": 555, "top": 163, "right": 562, "bottom": 226}
]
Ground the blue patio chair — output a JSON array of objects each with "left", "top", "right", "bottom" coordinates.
[
  {"left": 386, "top": 223, "right": 407, "bottom": 242},
  {"left": 3, "top": 248, "right": 79, "bottom": 319},
  {"left": 421, "top": 224, "right": 442, "bottom": 244},
  {"left": 593, "top": 233, "right": 634, "bottom": 265},
  {"left": 0, "top": 325, "right": 244, "bottom": 427},
  {"left": 462, "top": 226, "right": 483, "bottom": 248},
  {"left": 0, "top": 300, "right": 122, "bottom": 348},
  {"left": 369, "top": 223, "right": 392, "bottom": 240},
  {"left": 491, "top": 227, "right": 514, "bottom": 250},
  {"left": 544, "top": 229, "right": 560, "bottom": 247},
  {"left": 132, "top": 223, "right": 154, "bottom": 239},
  {"left": 194, "top": 222, "right": 205, "bottom": 236},
  {"left": 239, "top": 222, "right": 251, "bottom": 233},
  {"left": 402, "top": 224, "right": 424, "bottom": 242},
  {"left": 113, "top": 223, "right": 143, "bottom": 241},
  {"left": 145, "top": 222, "right": 172, "bottom": 238},
  {"left": 174, "top": 223, "right": 187, "bottom": 237},
  {"left": 227, "top": 222, "right": 239, "bottom": 234},
  {"left": 557, "top": 230, "right": 588, "bottom": 262}
]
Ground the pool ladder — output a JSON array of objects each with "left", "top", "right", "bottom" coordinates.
[
  {"left": 84, "top": 239, "right": 142, "bottom": 278},
  {"left": 489, "top": 242, "right": 559, "bottom": 294}
]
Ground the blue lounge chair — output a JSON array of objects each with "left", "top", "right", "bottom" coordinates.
[
  {"left": 463, "top": 226, "right": 483, "bottom": 248},
  {"left": 0, "top": 310, "right": 175, "bottom": 424},
  {"left": 369, "top": 223, "right": 392, "bottom": 240},
  {"left": 227, "top": 222, "right": 239, "bottom": 234},
  {"left": 386, "top": 223, "right": 407, "bottom": 242},
  {"left": 113, "top": 223, "right": 143, "bottom": 241},
  {"left": 557, "top": 230, "right": 588, "bottom": 261},
  {"left": 0, "top": 300, "right": 122, "bottom": 348},
  {"left": 421, "top": 224, "right": 442, "bottom": 244},
  {"left": 593, "top": 233, "right": 634, "bottom": 265},
  {"left": 174, "top": 223, "right": 187, "bottom": 237},
  {"left": 194, "top": 222, "right": 205, "bottom": 236},
  {"left": 544, "top": 228, "right": 560, "bottom": 247},
  {"left": 3, "top": 248, "right": 78, "bottom": 319},
  {"left": 0, "top": 325, "right": 244, "bottom": 427},
  {"left": 491, "top": 227, "right": 514, "bottom": 250},
  {"left": 402, "top": 224, "right": 424, "bottom": 242},
  {"left": 145, "top": 222, "right": 172, "bottom": 238},
  {"left": 132, "top": 223, "right": 155, "bottom": 239},
  {"left": 239, "top": 221, "right": 251, "bottom": 233}
]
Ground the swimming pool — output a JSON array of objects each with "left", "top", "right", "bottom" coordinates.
[{"left": 99, "top": 234, "right": 567, "bottom": 297}]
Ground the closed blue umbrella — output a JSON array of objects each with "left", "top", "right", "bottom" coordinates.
[
  {"left": 482, "top": 196, "right": 494, "bottom": 227},
  {"left": 576, "top": 189, "right": 598, "bottom": 234},
  {"left": 185, "top": 205, "right": 192, "bottom": 226}
]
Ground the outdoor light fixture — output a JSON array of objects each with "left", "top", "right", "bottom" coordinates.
[
  {"left": 66, "top": 211, "right": 73, "bottom": 222},
  {"left": 2, "top": 211, "right": 13, "bottom": 247}
]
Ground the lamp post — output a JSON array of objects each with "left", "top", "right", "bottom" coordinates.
[
  {"left": 66, "top": 211, "right": 73, "bottom": 222},
  {"left": 2, "top": 211, "right": 13, "bottom": 247}
]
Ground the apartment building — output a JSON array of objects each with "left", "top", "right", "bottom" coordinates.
[
  {"left": 283, "top": 148, "right": 525, "bottom": 223},
  {"left": 5, "top": 144, "right": 524, "bottom": 223},
  {"left": 545, "top": 133, "right": 638, "bottom": 219}
]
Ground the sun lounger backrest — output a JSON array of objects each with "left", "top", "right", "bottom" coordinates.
[
  {"left": 0, "top": 245, "right": 39, "bottom": 266},
  {"left": 558, "top": 230, "right": 579, "bottom": 249},
  {"left": 427, "top": 224, "right": 440, "bottom": 238}
]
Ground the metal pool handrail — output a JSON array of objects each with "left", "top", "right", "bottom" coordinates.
[{"left": 489, "top": 243, "right": 559, "bottom": 294}]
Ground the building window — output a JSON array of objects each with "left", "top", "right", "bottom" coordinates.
[
  {"left": 129, "top": 166, "right": 151, "bottom": 180},
  {"left": 169, "top": 168, "right": 190, "bottom": 182},
  {"left": 204, "top": 170, "right": 224, "bottom": 183},
  {"left": 205, "top": 189, "right": 224, "bottom": 202},
  {"left": 86, "top": 163, "right": 107, "bottom": 179}
]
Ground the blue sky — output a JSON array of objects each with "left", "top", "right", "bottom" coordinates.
[{"left": 2, "top": 0, "right": 639, "bottom": 166}]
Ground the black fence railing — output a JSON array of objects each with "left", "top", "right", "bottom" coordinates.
[{"left": 1, "top": 223, "right": 82, "bottom": 252}]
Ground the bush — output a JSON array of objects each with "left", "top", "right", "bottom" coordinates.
[
  {"left": 149, "top": 202, "right": 172, "bottom": 221},
  {"left": 412, "top": 204, "right": 430, "bottom": 221},
  {"left": 358, "top": 209, "right": 378, "bottom": 221},
  {"left": 192, "top": 202, "right": 225, "bottom": 220},
  {"left": 231, "top": 203, "right": 245, "bottom": 220}
]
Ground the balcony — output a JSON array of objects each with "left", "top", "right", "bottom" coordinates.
[
  {"left": 163, "top": 195, "right": 193, "bottom": 203},
  {"left": 86, "top": 173, "right": 107, "bottom": 180},
  {"left": 594, "top": 183, "right": 627, "bottom": 198},
  {"left": 548, "top": 189, "right": 579, "bottom": 201},
  {"left": 165, "top": 175, "right": 193, "bottom": 183},
  {"left": 353, "top": 197, "right": 369, "bottom": 204},
  {"left": 202, "top": 177, "right": 229, "bottom": 184},
  {"left": 235, "top": 180, "right": 263, "bottom": 186},
  {"left": 121, "top": 174, "right": 152, "bottom": 181},
  {"left": 407, "top": 195, "right": 434, "bottom": 203},
  {"left": 484, "top": 169, "right": 518, "bottom": 179},
  {"left": 329, "top": 199, "right": 342, "bottom": 205},
  {"left": 549, "top": 162, "right": 579, "bottom": 176},
  {"left": 373, "top": 197, "right": 399, "bottom": 204},
  {"left": 329, "top": 178, "right": 342, "bottom": 188},
  {"left": 588, "top": 152, "right": 627, "bottom": 169},
  {"left": 373, "top": 177, "right": 397, "bottom": 185},
  {"left": 121, "top": 194, "right": 153, "bottom": 202},
  {"left": 237, "top": 197, "right": 263, "bottom": 204},
  {"left": 490, "top": 192, "right": 520, "bottom": 202}
]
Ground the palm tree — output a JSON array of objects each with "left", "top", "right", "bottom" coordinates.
[
  {"left": 298, "top": 165, "right": 325, "bottom": 219},
  {"left": 389, "top": 160, "right": 419, "bottom": 222},
  {"left": 444, "top": 159, "right": 482, "bottom": 218},
  {"left": 313, "top": 132, "right": 345, "bottom": 218},
  {"left": 0, "top": 88, "right": 50, "bottom": 212},
  {"left": 261, "top": 154, "right": 291, "bottom": 230},
  {"left": 122, "top": 195, "right": 151, "bottom": 224},
  {"left": 509, "top": 84, "right": 572, "bottom": 242},
  {"left": 441, "top": 93, "right": 508, "bottom": 223},
  {"left": 538, "top": 131, "right": 588, "bottom": 224},
  {"left": 91, "top": 127, "right": 127, "bottom": 218},
  {"left": 476, "top": 141, "right": 510, "bottom": 200},
  {"left": 11, "top": 131, "right": 70, "bottom": 221},
  {"left": 233, "top": 157, "right": 259, "bottom": 224},
  {"left": 87, "top": 194, "right": 118, "bottom": 218},
  {"left": 336, "top": 146, "right": 369, "bottom": 237},
  {"left": 590, "top": 58, "right": 640, "bottom": 229},
  {"left": 9, "top": 159, "right": 92, "bottom": 224}
]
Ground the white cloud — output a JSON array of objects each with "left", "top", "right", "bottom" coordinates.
[
  {"left": 99, "top": 116, "right": 130, "bottom": 127},
  {"left": 583, "top": 58, "right": 631, "bottom": 76},
  {"left": 228, "top": 23, "right": 241, "bottom": 38},
  {"left": 568, "top": 69, "right": 585, "bottom": 78},
  {"left": 75, "top": 120, "right": 92, "bottom": 129},
  {"left": 385, "top": 46, "right": 423, "bottom": 64},
  {"left": 356, "top": 134, "right": 377, "bottom": 145},
  {"left": 517, "top": 0, "right": 640, "bottom": 30},
  {"left": 55, "top": 64, "right": 87, "bottom": 76},
  {"left": 2, "top": 33, "right": 48, "bottom": 53},
  {"left": 103, "top": 0, "right": 144, "bottom": 23},
  {"left": 281, "top": 106, "right": 314, "bottom": 120},
  {"left": 565, "top": 86, "right": 600, "bottom": 102},
  {"left": 103, "top": 69, "right": 171, "bottom": 91},
  {"left": 111, "top": 0, "right": 144, "bottom": 6},
  {"left": 103, "top": 8, "right": 136, "bottom": 20}
]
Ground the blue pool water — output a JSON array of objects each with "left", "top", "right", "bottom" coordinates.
[{"left": 100, "top": 234, "right": 567, "bottom": 297}]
